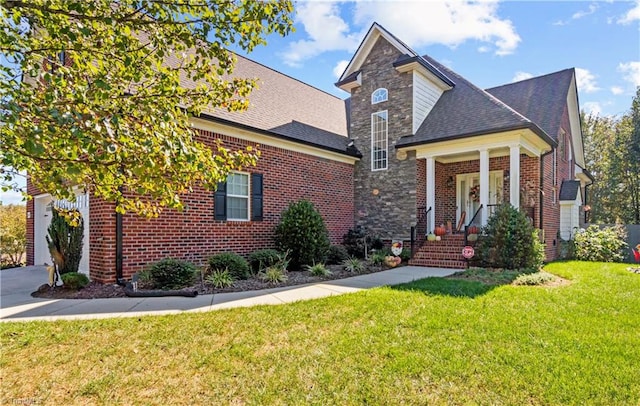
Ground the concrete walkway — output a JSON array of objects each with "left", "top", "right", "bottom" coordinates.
[{"left": 0, "top": 265, "right": 457, "bottom": 322}]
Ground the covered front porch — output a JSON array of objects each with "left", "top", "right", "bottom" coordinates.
[{"left": 406, "top": 129, "right": 551, "bottom": 241}]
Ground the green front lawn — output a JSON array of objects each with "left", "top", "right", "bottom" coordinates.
[{"left": 2, "top": 261, "right": 639, "bottom": 404}]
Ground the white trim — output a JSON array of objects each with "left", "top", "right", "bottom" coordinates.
[
  {"left": 338, "top": 23, "right": 414, "bottom": 84},
  {"left": 408, "top": 129, "right": 552, "bottom": 162},
  {"left": 567, "top": 74, "right": 585, "bottom": 167},
  {"left": 190, "top": 118, "right": 359, "bottom": 165},
  {"left": 479, "top": 149, "right": 489, "bottom": 226},
  {"left": 426, "top": 156, "right": 435, "bottom": 232},
  {"left": 371, "top": 88, "right": 388, "bottom": 104},
  {"left": 226, "top": 171, "right": 250, "bottom": 221},
  {"left": 371, "top": 110, "right": 388, "bottom": 171}
]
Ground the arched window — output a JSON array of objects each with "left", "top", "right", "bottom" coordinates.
[{"left": 371, "top": 88, "right": 388, "bottom": 104}]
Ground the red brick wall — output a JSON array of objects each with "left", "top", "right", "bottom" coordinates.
[{"left": 93, "top": 129, "right": 356, "bottom": 282}]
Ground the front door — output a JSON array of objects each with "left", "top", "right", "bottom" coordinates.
[{"left": 456, "top": 171, "right": 503, "bottom": 226}]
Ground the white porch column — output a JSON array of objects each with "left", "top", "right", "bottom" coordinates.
[
  {"left": 510, "top": 144, "right": 520, "bottom": 209},
  {"left": 426, "top": 156, "right": 435, "bottom": 232},
  {"left": 479, "top": 148, "right": 489, "bottom": 225}
]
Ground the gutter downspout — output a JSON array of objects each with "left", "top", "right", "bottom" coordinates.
[{"left": 115, "top": 211, "right": 125, "bottom": 285}]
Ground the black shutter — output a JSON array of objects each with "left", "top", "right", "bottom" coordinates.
[
  {"left": 251, "top": 173, "right": 263, "bottom": 221},
  {"left": 214, "top": 181, "right": 227, "bottom": 220}
]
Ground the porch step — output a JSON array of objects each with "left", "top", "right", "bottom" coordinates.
[
  {"left": 409, "top": 258, "right": 467, "bottom": 269},
  {"left": 409, "top": 234, "right": 469, "bottom": 270}
]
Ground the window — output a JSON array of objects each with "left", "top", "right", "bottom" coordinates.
[
  {"left": 226, "top": 172, "right": 249, "bottom": 220},
  {"left": 371, "top": 111, "right": 388, "bottom": 171},
  {"left": 214, "top": 172, "right": 263, "bottom": 221},
  {"left": 371, "top": 88, "right": 388, "bottom": 104}
]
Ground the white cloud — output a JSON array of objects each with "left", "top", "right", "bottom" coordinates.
[
  {"left": 281, "top": 2, "right": 361, "bottom": 67},
  {"left": 583, "top": 101, "right": 602, "bottom": 116},
  {"left": 552, "top": 3, "right": 598, "bottom": 26},
  {"left": 610, "top": 86, "right": 624, "bottom": 95},
  {"left": 618, "top": 0, "right": 640, "bottom": 24},
  {"left": 333, "top": 59, "right": 349, "bottom": 79},
  {"left": 512, "top": 71, "right": 534, "bottom": 82},
  {"left": 575, "top": 68, "right": 600, "bottom": 93},
  {"left": 477, "top": 46, "right": 490, "bottom": 53},
  {"left": 353, "top": 1, "right": 521, "bottom": 56},
  {"left": 618, "top": 61, "right": 640, "bottom": 86},
  {"left": 572, "top": 3, "right": 598, "bottom": 20}
]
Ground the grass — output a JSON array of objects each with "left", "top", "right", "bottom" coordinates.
[{"left": 1, "top": 261, "right": 639, "bottom": 404}]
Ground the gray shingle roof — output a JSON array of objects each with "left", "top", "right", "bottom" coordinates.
[
  {"left": 170, "top": 51, "right": 359, "bottom": 157},
  {"left": 486, "top": 69, "right": 575, "bottom": 141},
  {"left": 559, "top": 180, "right": 581, "bottom": 201},
  {"left": 396, "top": 56, "right": 553, "bottom": 148}
]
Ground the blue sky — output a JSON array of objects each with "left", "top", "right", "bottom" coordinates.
[
  {"left": 238, "top": 0, "right": 639, "bottom": 117},
  {"left": 2, "top": 1, "right": 638, "bottom": 205}
]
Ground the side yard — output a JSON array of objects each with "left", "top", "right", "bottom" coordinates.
[{"left": 1, "top": 261, "right": 639, "bottom": 404}]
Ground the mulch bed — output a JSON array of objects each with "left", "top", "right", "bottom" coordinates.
[{"left": 31, "top": 263, "right": 395, "bottom": 300}]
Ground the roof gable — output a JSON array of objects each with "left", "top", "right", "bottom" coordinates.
[
  {"left": 559, "top": 180, "right": 581, "bottom": 201},
  {"left": 397, "top": 55, "right": 552, "bottom": 148},
  {"left": 336, "top": 22, "right": 453, "bottom": 91}
]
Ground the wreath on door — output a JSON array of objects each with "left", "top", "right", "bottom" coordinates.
[{"left": 469, "top": 185, "right": 480, "bottom": 202}]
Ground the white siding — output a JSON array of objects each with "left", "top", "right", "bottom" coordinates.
[
  {"left": 559, "top": 192, "right": 582, "bottom": 240},
  {"left": 413, "top": 71, "right": 444, "bottom": 133}
]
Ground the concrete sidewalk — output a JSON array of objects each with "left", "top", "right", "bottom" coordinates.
[{"left": 0, "top": 265, "right": 457, "bottom": 322}]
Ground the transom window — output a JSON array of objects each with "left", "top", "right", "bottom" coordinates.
[
  {"left": 371, "top": 111, "right": 388, "bottom": 171},
  {"left": 371, "top": 88, "right": 388, "bottom": 104},
  {"left": 226, "top": 172, "right": 249, "bottom": 220}
]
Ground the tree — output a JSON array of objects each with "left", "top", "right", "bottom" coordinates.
[
  {"left": 0, "top": 0, "right": 293, "bottom": 216},
  {"left": 46, "top": 207, "right": 83, "bottom": 274},
  {"left": 581, "top": 87, "right": 640, "bottom": 224},
  {"left": 0, "top": 204, "right": 26, "bottom": 267}
]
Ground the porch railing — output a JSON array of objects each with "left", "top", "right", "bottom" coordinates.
[
  {"left": 411, "top": 206, "right": 432, "bottom": 255},
  {"left": 464, "top": 204, "right": 483, "bottom": 246}
]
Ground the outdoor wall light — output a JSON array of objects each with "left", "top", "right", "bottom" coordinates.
[{"left": 446, "top": 176, "right": 454, "bottom": 189}]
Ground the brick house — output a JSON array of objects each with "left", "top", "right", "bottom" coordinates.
[{"left": 27, "top": 23, "right": 592, "bottom": 282}]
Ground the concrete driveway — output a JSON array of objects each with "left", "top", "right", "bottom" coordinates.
[{"left": 0, "top": 265, "right": 50, "bottom": 308}]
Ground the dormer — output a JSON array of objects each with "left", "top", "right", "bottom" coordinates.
[{"left": 335, "top": 22, "right": 455, "bottom": 134}]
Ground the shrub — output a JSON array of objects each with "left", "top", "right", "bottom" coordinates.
[
  {"left": 205, "top": 269, "right": 235, "bottom": 289},
  {"left": 513, "top": 271, "right": 555, "bottom": 286},
  {"left": 61, "top": 272, "right": 89, "bottom": 290},
  {"left": 148, "top": 258, "right": 197, "bottom": 289},
  {"left": 305, "top": 263, "right": 332, "bottom": 277},
  {"left": 46, "top": 207, "right": 84, "bottom": 275},
  {"left": 260, "top": 265, "right": 288, "bottom": 284},
  {"left": 476, "top": 204, "right": 545, "bottom": 270},
  {"left": 274, "top": 200, "right": 330, "bottom": 270},
  {"left": 573, "top": 225, "right": 627, "bottom": 262},
  {"left": 207, "top": 252, "right": 250, "bottom": 280},
  {"left": 343, "top": 257, "right": 366, "bottom": 273},
  {"left": 248, "top": 249, "right": 281, "bottom": 274},
  {"left": 327, "top": 245, "right": 349, "bottom": 265},
  {"left": 369, "top": 251, "right": 385, "bottom": 267},
  {"left": 399, "top": 247, "right": 411, "bottom": 262},
  {"left": 342, "top": 226, "right": 383, "bottom": 258}
]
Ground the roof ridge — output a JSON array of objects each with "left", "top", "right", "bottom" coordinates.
[
  {"left": 486, "top": 68, "right": 575, "bottom": 90},
  {"left": 422, "top": 55, "right": 531, "bottom": 124},
  {"left": 231, "top": 51, "right": 345, "bottom": 101}
]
